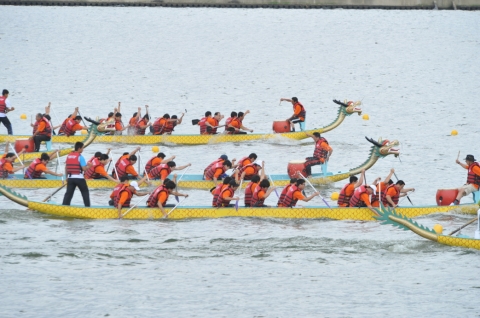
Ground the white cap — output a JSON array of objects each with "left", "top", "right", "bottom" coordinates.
[
  {"left": 130, "top": 181, "right": 141, "bottom": 191},
  {"left": 369, "top": 185, "right": 376, "bottom": 195},
  {"left": 255, "top": 158, "right": 264, "bottom": 165}
]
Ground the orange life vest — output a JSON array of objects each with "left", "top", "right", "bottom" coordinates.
[
  {"left": 277, "top": 184, "right": 293, "bottom": 206},
  {"left": 204, "top": 159, "right": 223, "bottom": 175},
  {"left": 58, "top": 118, "right": 69, "bottom": 135},
  {"left": 251, "top": 185, "right": 266, "bottom": 207},
  {"left": 382, "top": 184, "right": 400, "bottom": 207},
  {"left": 135, "top": 119, "right": 148, "bottom": 135},
  {"left": 244, "top": 181, "right": 258, "bottom": 206},
  {"left": 149, "top": 163, "right": 171, "bottom": 180},
  {"left": 64, "top": 118, "right": 78, "bottom": 137},
  {"left": 153, "top": 118, "right": 167, "bottom": 135},
  {"left": 113, "top": 184, "right": 133, "bottom": 207},
  {"left": 0, "top": 158, "right": 9, "bottom": 178},
  {"left": 144, "top": 156, "right": 160, "bottom": 174},
  {"left": 24, "top": 158, "right": 43, "bottom": 179},
  {"left": 467, "top": 162, "right": 480, "bottom": 187},
  {"left": 147, "top": 185, "right": 168, "bottom": 207},
  {"left": 116, "top": 157, "right": 133, "bottom": 179},
  {"left": 238, "top": 163, "right": 260, "bottom": 180},
  {"left": 215, "top": 186, "right": 234, "bottom": 207},
  {"left": 65, "top": 152, "right": 82, "bottom": 175},
  {"left": 349, "top": 185, "right": 368, "bottom": 207},
  {"left": 163, "top": 120, "right": 177, "bottom": 134},
  {"left": 281, "top": 185, "right": 300, "bottom": 207},
  {"left": 224, "top": 117, "right": 234, "bottom": 131},
  {"left": 293, "top": 102, "right": 306, "bottom": 120},
  {"left": 34, "top": 117, "right": 52, "bottom": 137},
  {"left": 338, "top": 183, "right": 354, "bottom": 206},
  {"left": 198, "top": 117, "right": 208, "bottom": 134},
  {"left": 313, "top": 137, "right": 329, "bottom": 160},
  {"left": 205, "top": 162, "right": 225, "bottom": 180},
  {"left": 212, "top": 184, "right": 226, "bottom": 207},
  {"left": 85, "top": 161, "right": 104, "bottom": 179}
]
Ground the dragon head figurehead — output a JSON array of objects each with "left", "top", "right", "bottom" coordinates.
[
  {"left": 365, "top": 137, "right": 400, "bottom": 157},
  {"left": 333, "top": 99, "right": 362, "bottom": 116}
]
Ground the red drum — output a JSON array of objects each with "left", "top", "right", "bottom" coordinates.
[
  {"left": 272, "top": 121, "right": 290, "bottom": 133},
  {"left": 15, "top": 138, "right": 34, "bottom": 153},
  {"left": 287, "top": 160, "right": 307, "bottom": 178},
  {"left": 436, "top": 189, "right": 459, "bottom": 206}
]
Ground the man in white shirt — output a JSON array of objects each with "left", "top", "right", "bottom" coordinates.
[{"left": 0, "top": 89, "right": 14, "bottom": 135}]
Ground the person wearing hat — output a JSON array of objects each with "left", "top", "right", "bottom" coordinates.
[
  {"left": 304, "top": 132, "right": 333, "bottom": 176},
  {"left": 280, "top": 97, "right": 306, "bottom": 131},
  {"left": 349, "top": 184, "right": 379, "bottom": 216},
  {"left": 453, "top": 154, "right": 480, "bottom": 205},
  {"left": 110, "top": 176, "right": 149, "bottom": 218}
]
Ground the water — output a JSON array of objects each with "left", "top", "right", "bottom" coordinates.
[{"left": 1, "top": 7, "right": 480, "bottom": 317}]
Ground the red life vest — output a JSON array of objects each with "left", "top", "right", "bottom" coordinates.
[
  {"left": 293, "top": 102, "right": 306, "bottom": 119},
  {"left": 228, "top": 118, "right": 241, "bottom": 134},
  {"left": 63, "top": 118, "right": 77, "bottom": 137},
  {"left": 113, "top": 184, "right": 133, "bottom": 207},
  {"left": 313, "top": 137, "right": 329, "bottom": 160},
  {"left": 0, "top": 158, "right": 9, "bottom": 178},
  {"left": 116, "top": 157, "right": 133, "bottom": 179},
  {"left": 210, "top": 118, "right": 219, "bottom": 134},
  {"left": 147, "top": 185, "right": 169, "bottom": 207},
  {"left": 382, "top": 184, "right": 400, "bottom": 207},
  {"left": 144, "top": 156, "right": 160, "bottom": 174},
  {"left": 338, "top": 183, "right": 354, "bottom": 206},
  {"left": 198, "top": 117, "right": 208, "bottom": 134},
  {"left": 281, "top": 185, "right": 300, "bottom": 207},
  {"left": 349, "top": 185, "right": 368, "bottom": 207},
  {"left": 215, "top": 186, "right": 234, "bottom": 207},
  {"left": 0, "top": 96, "right": 6, "bottom": 114},
  {"left": 112, "top": 155, "right": 127, "bottom": 178},
  {"left": 58, "top": 118, "right": 69, "bottom": 135},
  {"left": 135, "top": 119, "right": 148, "bottom": 135},
  {"left": 205, "top": 162, "right": 225, "bottom": 180},
  {"left": 153, "top": 118, "right": 166, "bottom": 135},
  {"left": 224, "top": 117, "right": 234, "bottom": 131},
  {"left": 164, "top": 121, "right": 177, "bottom": 134},
  {"left": 88, "top": 156, "right": 100, "bottom": 166},
  {"left": 238, "top": 163, "right": 260, "bottom": 180},
  {"left": 467, "top": 162, "right": 480, "bottom": 187},
  {"left": 204, "top": 159, "right": 223, "bottom": 175},
  {"left": 236, "top": 156, "right": 250, "bottom": 168},
  {"left": 24, "top": 158, "right": 43, "bottom": 179},
  {"left": 252, "top": 185, "right": 266, "bottom": 207},
  {"left": 244, "top": 181, "right": 258, "bottom": 206},
  {"left": 212, "top": 184, "right": 224, "bottom": 207},
  {"left": 371, "top": 182, "right": 387, "bottom": 205},
  {"left": 36, "top": 117, "right": 52, "bottom": 137},
  {"left": 65, "top": 152, "right": 83, "bottom": 175},
  {"left": 149, "top": 163, "right": 171, "bottom": 179},
  {"left": 85, "top": 161, "right": 104, "bottom": 179},
  {"left": 277, "top": 184, "right": 293, "bottom": 206}
]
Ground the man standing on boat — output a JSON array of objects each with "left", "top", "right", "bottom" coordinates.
[
  {"left": 280, "top": 97, "right": 306, "bottom": 132},
  {"left": 62, "top": 142, "right": 92, "bottom": 207},
  {"left": 304, "top": 132, "right": 333, "bottom": 176},
  {"left": 453, "top": 154, "right": 480, "bottom": 205},
  {"left": 0, "top": 89, "right": 14, "bottom": 135}
]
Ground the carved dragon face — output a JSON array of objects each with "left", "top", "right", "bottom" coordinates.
[
  {"left": 343, "top": 100, "right": 362, "bottom": 115},
  {"left": 365, "top": 137, "right": 400, "bottom": 157}
]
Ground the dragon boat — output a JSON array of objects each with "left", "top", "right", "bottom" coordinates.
[
  {"left": 0, "top": 136, "right": 399, "bottom": 189},
  {"left": 0, "top": 125, "right": 98, "bottom": 163},
  {"left": 0, "top": 184, "right": 478, "bottom": 221},
  {"left": 0, "top": 101, "right": 362, "bottom": 145},
  {"left": 375, "top": 204, "right": 480, "bottom": 250}
]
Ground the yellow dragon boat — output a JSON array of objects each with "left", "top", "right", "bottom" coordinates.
[
  {"left": 0, "top": 125, "right": 97, "bottom": 163},
  {"left": 375, "top": 204, "right": 480, "bottom": 250},
  {"left": 0, "top": 101, "right": 362, "bottom": 145},
  {"left": 0, "top": 184, "right": 478, "bottom": 221},
  {"left": 0, "top": 136, "right": 399, "bottom": 189}
]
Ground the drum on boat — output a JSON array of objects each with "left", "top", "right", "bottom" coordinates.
[
  {"left": 436, "top": 189, "right": 458, "bottom": 206},
  {"left": 272, "top": 121, "right": 290, "bottom": 133},
  {"left": 14, "top": 138, "right": 34, "bottom": 153},
  {"left": 287, "top": 160, "right": 307, "bottom": 178}
]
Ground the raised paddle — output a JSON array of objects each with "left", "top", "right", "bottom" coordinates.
[
  {"left": 42, "top": 184, "right": 66, "bottom": 202},
  {"left": 299, "top": 174, "right": 331, "bottom": 209},
  {"left": 448, "top": 217, "right": 477, "bottom": 236},
  {"left": 235, "top": 179, "right": 244, "bottom": 211},
  {"left": 165, "top": 196, "right": 189, "bottom": 219},
  {"left": 76, "top": 109, "right": 89, "bottom": 128},
  {"left": 393, "top": 171, "right": 413, "bottom": 206}
]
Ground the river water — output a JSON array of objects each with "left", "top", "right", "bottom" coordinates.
[{"left": 1, "top": 6, "right": 480, "bottom": 317}]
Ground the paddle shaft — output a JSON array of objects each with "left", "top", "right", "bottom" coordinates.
[
  {"left": 165, "top": 196, "right": 188, "bottom": 218},
  {"left": 235, "top": 179, "right": 244, "bottom": 210},
  {"left": 76, "top": 109, "right": 89, "bottom": 128},
  {"left": 448, "top": 217, "right": 477, "bottom": 236},
  {"left": 267, "top": 175, "right": 280, "bottom": 198},
  {"left": 174, "top": 166, "right": 191, "bottom": 202},
  {"left": 121, "top": 194, "right": 148, "bottom": 218},
  {"left": 42, "top": 184, "right": 66, "bottom": 202},
  {"left": 393, "top": 171, "right": 413, "bottom": 206},
  {"left": 299, "top": 174, "right": 332, "bottom": 209}
]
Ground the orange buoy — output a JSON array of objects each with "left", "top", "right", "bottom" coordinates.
[
  {"left": 272, "top": 121, "right": 290, "bottom": 133},
  {"left": 436, "top": 189, "right": 459, "bottom": 206},
  {"left": 287, "top": 160, "right": 307, "bottom": 178},
  {"left": 15, "top": 138, "right": 34, "bottom": 153}
]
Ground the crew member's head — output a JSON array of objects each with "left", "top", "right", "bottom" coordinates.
[
  {"left": 229, "top": 180, "right": 239, "bottom": 190},
  {"left": 128, "top": 181, "right": 141, "bottom": 193},
  {"left": 108, "top": 112, "right": 114, "bottom": 118},
  {"left": 222, "top": 160, "right": 232, "bottom": 169},
  {"left": 289, "top": 178, "right": 297, "bottom": 184},
  {"left": 74, "top": 116, "right": 82, "bottom": 124},
  {"left": 115, "top": 113, "right": 122, "bottom": 120},
  {"left": 156, "top": 152, "right": 166, "bottom": 159},
  {"left": 120, "top": 176, "right": 129, "bottom": 183},
  {"left": 4, "top": 153, "right": 15, "bottom": 162},
  {"left": 295, "top": 179, "right": 306, "bottom": 190},
  {"left": 171, "top": 115, "right": 178, "bottom": 120},
  {"left": 292, "top": 97, "right": 298, "bottom": 103},
  {"left": 205, "top": 111, "right": 212, "bottom": 118},
  {"left": 220, "top": 155, "right": 228, "bottom": 161},
  {"left": 40, "top": 153, "right": 50, "bottom": 164},
  {"left": 163, "top": 114, "right": 171, "bottom": 119},
  {"left": 223, "top": 176, "right": 233, "bottom": 185},
  {"left": 94, "top": 151, "right": 102, "bottom": 159},
  {"left": 251, "top": 175, "right": 261, "bottom": 183},
  {"left": 259, "top": 179, "right": 270, "bottom": 190},
  {"left": 395, "top": 180, "right": 405, "bottom": 191},
  {"left": 143, "top": 114, "right": 150, "bottom": 121},
  {"left": 129, "top": 154, "right": 137, "bottom": 164},
  {"left": 238, "top": 112, "right": 245, "bottom": 119},
  {"left": 349, "top": 176, "right": 358, "bottom": 183},
  {"left": 132, "top": 112, "right": 138, "bottom": 117},
  {"left": 312, "top": 132, "right": 321, "bottom": 141},
  {"left": 35, "top": 113, "right": 43, "bottom": 121},
  {"left": 230, "top": 111, "right": 237, "bottom": 118},
  {"left": 366, "top": 185, "right": 376, "bottom": 195},
  {"left": 214, "top": 112, "right": 223, "bottom": 121},
  {"left": 248, "top": 153, "right": 257, "bottom": 160},
  {"left": 99, "top": 154, "right": 110, "bottom": 165},
  {"left": 164, "top": 180, "right": 176, "bottom": 192},
  {"left": 167, "top": 161, "right": 176, "bottom": 168}
]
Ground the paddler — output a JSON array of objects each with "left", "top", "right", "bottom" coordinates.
[
  {"left": 208, "top": 112, "right": 225, "bottom": 135},
  {"left": 0, "top": 151, "right": 26, "bottom": 178},
  {"left": 57, "top": 107, "right": 88, "bottom": 137},
  {"left": 235, "top": 160, "right": 263, "bottom": 182},
  {"left": 304, "top": 132, "right": 332, "bottom": 176},
  {"left": 135, "top": 113, "right": 151, "bottom": 135},
  {"left": 30, "top": 113, "right": 52, "bottom": 152},
  {"left": 224, "top": 112, "right": 237, "bottom": 133},
  {"left": 337, "top": 170, "right": 365, "bottom": 207},
  {"left": 227, "top": 110, "right": 253, "bottom": 134},
  {"left": 147, "top": 161, "right": 191, "bottom": 181},
  {"left": 203, "top": 155, "right": 233, "bottom": 180},
  {"left": 88, "top": 149, "right": 111, "bottom": 166},
  {"left": 115, "top": 154, "right": 140, "bottom": 180},
  {"left": 153, "top": 114, "right": 177, "bottom": 135},
  {"left": 24, "top": 151, "right": 64, "bottom": 179},
  {"left": 348, "top": 184, "right": 379, "bottom": 216},
  {"left": 110, "top": 177, "right": 150, "bottom": 218},
  {"left": 371, "top": 169, "right": 395, "bottom": 207},
  {"left": 211, "top": 177, "right": 233, "bottom": 207},
  {"left": 277, "top": 179, "right": 319, "bottom": 207},
  {"left": 453, "top": 154, "right": 480, "bottom": 205},
  {"left": 234, "top": 153, "right": 257, "bottom": 169},
  {"left": 280, "top": 97, "right": 306, "bottom": 131},
  {"left": 114, "top": 112, "right": 128, "bottom": 135},
  {"left": 198, "top": 111, "right": 215, "bottom": 135},
  {"left": 251, "top": 179, "right": 276, "bottom": 207},
  {"left": 85, "top": 154, "right": 121, "bottom": 182},
  {"left": 0, "top": 89, "right": 14, "bottom": 135},
  {"left": 214, "top": 180, "right": 240, "bottom": 207},
  {"left": 277, "top": 178, "right": 297, "bottom": 207},
  {"left": 244, "top": 168, "right": 266, "bottom": 207},
  {"left": 204, "top": 159, "right": 233, "bottom": 185},
  {"left": 144, "top": 153, "right": 175, "bottom": 175},
  {"left": 162, "top": 113, "right": 184, "bottom": 135},
  {"left": 383, "top": 180, "right": 414, "bottom": 208},
  {"left": 146, "top": 180, "right": 189, "bottom": 217},
  {"left": 112, "top": 147, "right": 141, "bottom": 179},
  {"left": 128, "top": 107, "right": 142, "bottom": 135}
]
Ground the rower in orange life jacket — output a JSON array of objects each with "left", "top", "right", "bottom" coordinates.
[
  {"left": 383, "top": 180, "right": 412, "bottom": 208},
  {"left": 453, "top": 154, "right": 480, "bottom": 205},
  {"left": 244, "top": 175, "right": 262, "bottom": 207},
  {"left": 115, "top": 155, "right": 140, "bottom": 180},
  {"left": 277, "top": 178, "right": 297, "bottom": 206},
  {"left": 144, "top": 153, "right": 175, "bottom": 175},
  {"left": 204, "top": 159, "right": 233, "bottom": 185},
  {"left": 127, "top": 107, "right": 142, "bottom": 135},
  {"left": 337, "top": 171, "right": 365, "bottom": 207},
  {"left": 214, "top": 180, "right": 240, "bottom": 208},
  {"left": 227, "top": 111, "right": 253, "bottom": 135},
  {"left": 24, "top": 151, "right": 63, "bottom": 179},
  {"left": 31, "top": 113, "right": 52, "bottom": 152},
  {"left": 348, "top": 184, "right": 379, "bottom": 216},
  {"left": 148, "top": 161, "right": 191, "bottom": 181},
  {"left": 234, "top": 153, "right": 257, "bottom": 170},
  {"left": 224, "top": 112, "right": 237, "bottom": 133},
  {"left": 277, "top": 179, "right": 319, "bottom": 207},
  {"left": 370, "top": 169, "right": 395, "bottom": 207},
  {"left": 112, "top": 147, "right": 141, "bottom": 179},
  {"left": 211, "top": 177, "right": 233, "bottom": 207},
  {"left": 0, "top": 152, "right": 25, "bottom": 178},
  {"left": 162, "top": 114, "right": 181, "bottom": 134},
  {"left": 110, "top": 177, "right": 149, "bottom": 219},
  {"left": 198, "top": 111, "right": 219, "bottom": 135},
  {"left": 153, "top": 114, "right": 177, "bottom": 135},
  {"left": 204, "top": 155, "right": 229, "bottom": 176},
  {"left": 304, "top": 132, "right": 333, "bottom": 177},
  {"left": 147, "top": 180, "right": 189, "bottom": 218},
  {"left": 251, "top": 179, "right": 276, "bottom": 207},
  {"left": 57, "top": 107, "right": 87, "bottom": 136},
  {"left": 280, "top": 97, "right": 306, "bottom": 132},
  {"left": 114, "top": 112, "right": 127, "bottom": 135},
  {"left": 85, "top": 154, "right": 120, "bottom": 183},
  {"left": 135, "top": 114, "right": 151, "bottom": 135},
  {"left": 236, "top": 162, "right": 262, "bottom": 182}
]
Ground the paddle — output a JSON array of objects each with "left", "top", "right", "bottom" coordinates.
[
  {"left": 42, "top": 184, "right": 66, "bottom": 202},
  {"left": 299, "top": 174, "right": 331, "bottom": 209},
  {"left": 165, "top": 196, "right": 189, "bottom": 219},
  {"left": 56, "top": 151, "right": 65, "bottom": 184},
  {"left": 50, "top": 103, "right": 61, "bottom": 134},
  {"left": 121, "top": 194, "right": 148, "bottom": 218},
  {"left": 448, "top": 217, "right": 477, "bottom": 236},
  {"left": 11, "top": 145, "right": 25, "bottom": 174},
  {"left": 393, "top": 171, "right": 413, "bottom": 206},
  {"left": 267, "top": 175, "right": 280, "bottom": 198},
  {"left": 235, "top": 179, "right": 244, "bottom": 211},
  {"left": 110, "top": 154, "right": 120, "bottom": 180},
  {"left": 76, "top": 109, "right": 89, "bottom": 128},
  {"left": 174, "top": 166, "right": 191, "bottom": 202}
]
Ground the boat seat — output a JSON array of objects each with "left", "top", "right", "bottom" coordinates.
[
  {"left": 299, "top": 121, "right": 306, "bottom": 131},
  {"left": 42, "top": 140, "right": 52, "bottom": 151},
  {"left": 473, "top": 190, "right": 480, "bottom": 204}
]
